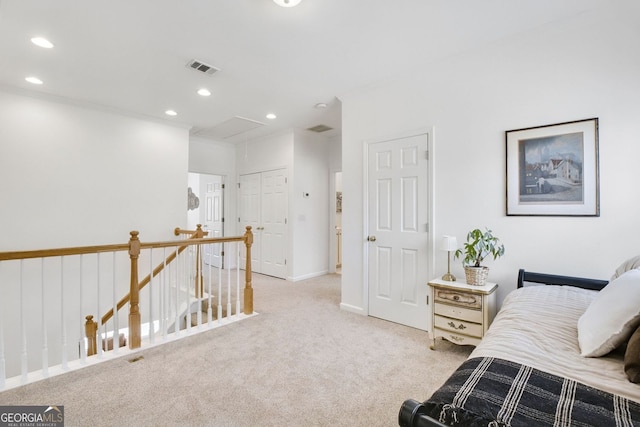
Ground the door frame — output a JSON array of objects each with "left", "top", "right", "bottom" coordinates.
[{"left": 362, "top": 127, "right": 435, "bottom": 318}]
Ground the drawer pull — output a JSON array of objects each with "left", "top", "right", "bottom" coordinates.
[{"left": 448, "top": 321, "right": 466, "bottom": 330}]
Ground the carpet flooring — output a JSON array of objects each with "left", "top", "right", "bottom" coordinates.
[{"left": 0, "top": 273, "right": 472, "bottom": 426}]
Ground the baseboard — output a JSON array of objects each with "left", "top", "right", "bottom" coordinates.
[
  {"left": 290, "top": 270, "right": 329, "bottom": 282},
  {"left": 339, "top": 302, "right": 365, "bottom": 315}
]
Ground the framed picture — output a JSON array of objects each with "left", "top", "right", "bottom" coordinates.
[{"left": 506, "top": 118, "right": 599, "bottom": 216}]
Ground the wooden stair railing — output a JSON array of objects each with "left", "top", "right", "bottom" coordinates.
[
  {"left": 85, "top": 225, "right": 254, "bottom": 356},
  {"left": 96, "top": 225, "right": 206, "bottom": 331}
]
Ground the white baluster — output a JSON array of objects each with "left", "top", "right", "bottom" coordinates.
[
  {"left": 226, "top": 242, "right": 231, "bottom": 321},
  {"left": 162, "top": 248, "right": 168, "bottom": 340},
  {"left": 20, "top": 260, "right": 27, "bottom": 384},
  {"left": 174, "top": 248, "right": 180, "bottom": 336},
  {"left": 207, "top": 244, "right": 212, "bottom": 326},
  {"left": 112, "top": 253, "right": 118, "bottom": 354},
  {"left": 217, "top": 248, "right": 222, "bottom": 322},
  {"left": 149, "top": 249, "right": 154, "bottom": 345},
  {"left": 0, "top": 261, "right": 6, "bottom": 389},
  {"left": 97, "top": 253, "right": 103, "bottom": 358},
  {"left": 185, "top": 247, "right": 191, "bottom": 334},
  {"left": 41, "top": 258, "right": 48, "bottom": 377},
  {"left": 236, "top": 242, "right": 241, "bottom": 316},
  {"left": 79, "top": 255, "right": 86, "bottom": 364},
  {"left": 196, "top": 244, "right": 202, "bottom": 330},
  {"left": 61, "top": 257, "right": 68, "bottom": 370}
]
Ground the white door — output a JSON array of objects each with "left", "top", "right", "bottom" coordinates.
[
  {"left": 201, "top": 175, "right": 224, "bottom": 267},
  {"left": 239, "top": 169, "right": 288, "bottom": 279},
  {"left": 260, "top": 169, "right": 288, "bottom": 278},
  {"left": 367, "top": 131, "right": 431, "bottom": 330}
]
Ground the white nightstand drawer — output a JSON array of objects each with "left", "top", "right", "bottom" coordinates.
[
  {"left": 434, "top": 315, "right": 483, "bottom": 338},
  {"left": 434, "top": 289, "right": 482, "bottom": 309},
  {"left": 434, "top": 302, "right": 482, "bottom": 323},
  {"left": 433, "top": 327, "right": 482, "bottom": 347}
]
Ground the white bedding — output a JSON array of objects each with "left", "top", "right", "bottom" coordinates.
[{"left": 470, "top": 284, "right": 640, "bottom": 403}]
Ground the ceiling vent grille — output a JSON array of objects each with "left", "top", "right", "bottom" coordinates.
[
  {"left": 186, "top": 59, "right": 220, "bottom": 75},
  {"left": 307, "top": 124, "right": 333, "bottom": 133}
]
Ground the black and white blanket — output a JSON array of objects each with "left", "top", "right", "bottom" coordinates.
[{"left": 423, "top": 357, "right": 640, "bottom": 427}]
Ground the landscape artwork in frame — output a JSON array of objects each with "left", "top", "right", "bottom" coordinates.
[{"left": 506, "top": 118, "right": 599, "bottom": 216}]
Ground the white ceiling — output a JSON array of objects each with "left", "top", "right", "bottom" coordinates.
[{"left": 0, "top": 0, "right": 612, "bottom": 143}]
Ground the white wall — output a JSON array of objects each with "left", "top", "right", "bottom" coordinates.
[
  {"left": 189, "top": 137, "right": 238, "bottom": 236},
  {"left": 340, "top": 5, "right": 640, "bottom": 311},
  {"left": 0, "top": 89, "right": 190, "bottom": 377},
  {"left": 291, "top": 130, "right": 330, "bottom": 280},
  {"left": 0, "top": 90, "right": 189, "bottom": 248},
  {"left": 235, "top": 130, "right": 332, "bottom": 281}
]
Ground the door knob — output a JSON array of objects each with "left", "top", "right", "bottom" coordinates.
[{"left": 367, "top": 235, "right": 377, "bottom": 242}]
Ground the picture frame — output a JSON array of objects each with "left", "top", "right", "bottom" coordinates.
[{"left": 506, "top": 118, "right": 599, "bottom": 216}]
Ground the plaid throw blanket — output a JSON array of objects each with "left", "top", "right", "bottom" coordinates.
[{"left": 423, "top": 357, "right": 640, "bottom": 427}]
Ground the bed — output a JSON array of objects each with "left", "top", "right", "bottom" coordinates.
[{"left": 399, "top": 266, "right": 640, "bottom": 427}]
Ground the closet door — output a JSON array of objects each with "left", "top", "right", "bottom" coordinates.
[{"left": 239, "top": 169, "right": 287, "bottom": 278}]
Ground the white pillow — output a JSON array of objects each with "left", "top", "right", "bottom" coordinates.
[
  {"left": 578, "top": 269, "right": 640, "bottom": 357},
  {"left": 611, "top": 255, "right": 640, "bottom": 281}
]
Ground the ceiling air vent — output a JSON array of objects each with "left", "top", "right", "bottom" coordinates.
[
  {"left": 186, "top": 59, "right": 220, "bottom": 76},
  {"left": 307, "top": 124, "right": 333, "bottom": 133}
]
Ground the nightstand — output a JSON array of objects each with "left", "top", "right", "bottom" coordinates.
[{"left": 428, "top": 278, "right": 498, "bottom": 350}]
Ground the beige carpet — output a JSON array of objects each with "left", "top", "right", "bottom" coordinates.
[{"left": 0, "top": 273, "right": 472, "bottom": 426}]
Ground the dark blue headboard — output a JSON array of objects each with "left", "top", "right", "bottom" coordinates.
[{"left": 517, "top": 269, "right": 608, "bottom": 291}]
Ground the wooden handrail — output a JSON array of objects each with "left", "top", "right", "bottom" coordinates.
[
  {"left": 101, "top": 225, "right": 208, "bottom": 326},
  {"left": 0, "top": 225, "right": 253, "bottom": 359},
  {"left": 100, "top": 242, "right": 189, "bottom": 325},
  {"left": 94, "top": 225, "right": 253, "bottom": 354},
  {"left": 0, "top": 243, "right": 129, "bottom": 261},
  {"left": 174, "top": 227, "right": 209, "bottom": 236}
]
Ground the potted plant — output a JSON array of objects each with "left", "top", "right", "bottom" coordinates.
[{"left": 454, "top": 228, "right": 505, "bottom": 286}]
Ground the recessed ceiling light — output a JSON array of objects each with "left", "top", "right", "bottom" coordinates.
[
  {"left": 314, "top": 103, "right": 328, "bottom": 109},
  {"left": 273, "top": 0, "right": 302, "bottom": 7},
  {"left": 197, "top": 88, "right": 211, "bottom": 97},
  {"left": 165, "top": 110, "right": 177, "bottom": 116},
  {"left": 31, "top": 37, "right": 54, "bottom": 49},
  {"left": 25, "top": 76, "right": 43, "bottom": 85},
  {"left": 266, "top": 113, "right": 277, "bottom": 120}
]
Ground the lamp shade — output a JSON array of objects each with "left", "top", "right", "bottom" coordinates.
[
  {"left": 440, "top": 235, "right": 458, "bottom": 252},
  {"left": 273, "top": 0, "right": 302, "bottom": 7}
]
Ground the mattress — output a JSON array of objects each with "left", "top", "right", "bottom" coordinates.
[{"left": 470, "top": 284, "right": 640, "bottom": 403}]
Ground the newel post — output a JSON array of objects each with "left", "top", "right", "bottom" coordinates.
[
  {"left": 243, "top": 226, "right": 253, "bottom": 315},
  {"left": 128, "top": 231, "right": 142, "bottom": 349},
  {"left": 85, "top": 315, "right": 98, "bottom": 356}
]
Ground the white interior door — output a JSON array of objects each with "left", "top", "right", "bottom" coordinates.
[
  {"left": 202, "top": 174, "right": 224, "bottom": 267},
  {"left": 239, "top": 169, "right": 287, "bottom": 279},
  {"left": 367, "top": 131, "right": 430, "bottom": 330},
  {"left": 261, "top": 169, "right": 287, "bottom": 278}
]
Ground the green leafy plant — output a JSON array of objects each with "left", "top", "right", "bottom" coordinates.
[{"left": 454, "top": 228, "right": 505, "bottom": 268}]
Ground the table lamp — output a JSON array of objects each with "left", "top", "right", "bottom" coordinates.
[{"left": 441, "top": 235, "right": 457, "bottom": 281}]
